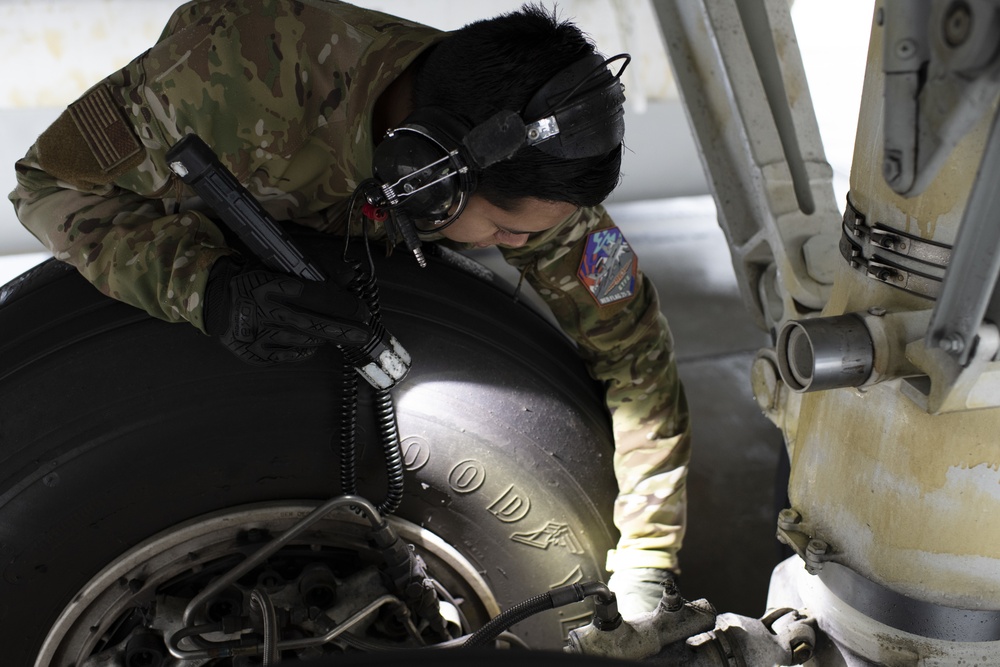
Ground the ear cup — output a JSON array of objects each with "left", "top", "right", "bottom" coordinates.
[{"left": 371, "top": 107, "right": 476, "bottom": 230}]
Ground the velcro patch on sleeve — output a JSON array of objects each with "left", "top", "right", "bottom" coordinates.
[
  {"left": 577, "top": 227, "right": 637, "bottom": 306},
  {"left": 67, "top": 85, "right": 142, "bottom": 173}
]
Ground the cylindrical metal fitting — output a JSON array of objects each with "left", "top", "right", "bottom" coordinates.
[{"left": 776, "top": 314, "right": 874, "bottom": 392}]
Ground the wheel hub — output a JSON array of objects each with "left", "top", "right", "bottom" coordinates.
[{"left": 35, "top": 501, "right": 500, "bottom": 666}]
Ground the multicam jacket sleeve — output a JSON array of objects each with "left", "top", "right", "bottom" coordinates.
[
  {"left": 9, "top": 0, "right": 442, "bottom": 332},
  {"left": 500, "top": 206, "right": 691, "bottom": 573}
]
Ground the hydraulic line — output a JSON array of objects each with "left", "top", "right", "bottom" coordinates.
[
  {"left": 462, "top": 582, "right": 620, "bottom": 649},
  {"left": 421, "top": 631, "right": 531, "bottom": 650},
  {"left": 182, "top": 495, "right": 384, "bottom": 626},
  {"left": 171, "top": 496, "right": 447, "bottom": 659},
  {"left": 432, "top": 578, "right": 471, "bottom": 633},
  {"left": 170, "top": 595, "right": 405, "bottom": 660},
  {"left": 249, "top": 589, "right": 279, "bottom": 665}
]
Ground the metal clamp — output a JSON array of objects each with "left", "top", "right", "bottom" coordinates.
[
  {"left": 840, "top": 230, "right": 943, "bottom": 299},
  {"left": 840, "top": 197, "right": 951, "bottom": 300},
  {"left": 846, "top": 202, "right": 951, "bottom": 268},
  {"left": 820, "top": 561, "right": 1000, "bottom": 643}
]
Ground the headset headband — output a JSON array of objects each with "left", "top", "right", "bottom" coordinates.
[
  {"left": 460, "top": 53, "right": 631, "bottom": 168},
  {"left": 523, "top": 53, "right": 629, "bottom": 159}
]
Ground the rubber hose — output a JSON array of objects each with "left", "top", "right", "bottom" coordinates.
[
  {"left": 461, "top": 592, "right": 555, "bottom": 648},
  {"left": 462, "top": 582, "right": 616, "bottom": 649}
]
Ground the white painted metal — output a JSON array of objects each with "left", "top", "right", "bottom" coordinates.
[
  {"left": 654, "top": 0, "right": 842, "bottom": 333},
  {"left": 657, "top": 0, "right": 1000, "bottom": 663}
]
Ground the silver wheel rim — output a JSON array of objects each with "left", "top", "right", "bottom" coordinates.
[{"left": 35, "top": 501, "right": 500, "bottom": 666}]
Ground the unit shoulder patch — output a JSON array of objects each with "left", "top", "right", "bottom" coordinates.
[{"left": 577, "top": 226, "right": 637, "bottom": 306}]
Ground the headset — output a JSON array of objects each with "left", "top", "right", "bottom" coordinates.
[{"left": 355, "top": 52, "right": 631, "bottom": 266}]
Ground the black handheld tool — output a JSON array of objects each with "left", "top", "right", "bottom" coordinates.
[{"left": 165, "top": 134, "right": 410, "bottom": 389}]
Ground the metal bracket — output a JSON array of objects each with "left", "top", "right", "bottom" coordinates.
[
  {"left": 903, "top": 322, "right": 1000, "bottom": 413},
  {"left": 525, "top": 116, "right": 560, "bottom": 145},
  {"left": 881, "top": 0, "right": 1000, "bottom": 195},
  {"left": 652, "top": 0, "right": 841, "bottom": 334},
  {"left": 775, "top": 509, "right": 835, "bottom": 575},
  {"left": 927, "top": 108, "right": 1000, "bottom": 365}
]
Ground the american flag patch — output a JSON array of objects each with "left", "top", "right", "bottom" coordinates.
[{"left": 67, "top": 85, "right": 141, "bottom": 173}]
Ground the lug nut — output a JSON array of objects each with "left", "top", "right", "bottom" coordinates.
[
  {"left": 807, "top": 539, "right": 829, "bottom": 556},
  {"left": 791, "top": 639, "right": 814, "bottom": 664}
]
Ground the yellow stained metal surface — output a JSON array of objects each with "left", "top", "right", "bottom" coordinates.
[
  {"left": 786, "top": 2, "right": 1000, "bottom": 609},
  {"left": 791, "top": 375, "right": 1000, "bottom": 607}
]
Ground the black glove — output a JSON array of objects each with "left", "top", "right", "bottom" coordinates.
[{"left": 204, "top": 256, "right": 373, "bottom": 365}]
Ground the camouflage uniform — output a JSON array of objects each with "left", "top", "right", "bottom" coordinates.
[{"left": 9, "top": 0, "right": 690, "bottom": 574}]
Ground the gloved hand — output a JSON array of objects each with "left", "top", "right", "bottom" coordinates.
[
  {"left": 607, "top": 568, "right": 678, "bottom": 618},
  {"left": 203, "top": 256, "right": 373, "bottom": 365}
]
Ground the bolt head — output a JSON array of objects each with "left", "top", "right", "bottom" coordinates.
[
  {"left": 940, "top": 332, "right": 966, "bottom": 354},
  {"left": 895, "top": 38, "right": 917, "bottom": 59},
  {"left": 867, "top": 306, "right": 887, "bottom": 317},
  {"left": 944, "top": 1, "right": 973, "bottom": 47},
  {"left": 807, "top": 539, "right": 829, "bottom": 555},
  {"left": 883, "top": 155, "right": 902, "bottom": 183},
  {"left": 791, "top": 640, "right": 814, "bottom": 664},
  {"left": 778, "top": 508, "right": 802, "bottom": 525}
]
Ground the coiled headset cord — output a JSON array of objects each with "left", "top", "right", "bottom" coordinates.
[{"left": 338, "top": 212, "right": 405, "bottom": 516}]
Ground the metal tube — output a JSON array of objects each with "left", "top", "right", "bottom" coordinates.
[
  {"left": 276, "top": 594, "right": 403, "bottom": 652},
  {"left": 168, "top": 594, "right": 404, "bottom": 659},
  {"left": 182, "top": 495, "right": 384, "bottom": 625},
  {"left": 776, "top": 314, "right": 874, "bottom": 392}
]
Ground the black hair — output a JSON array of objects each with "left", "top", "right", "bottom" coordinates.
[{"left": 412, "top": 4, "right": 623, "bottom": 209}]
